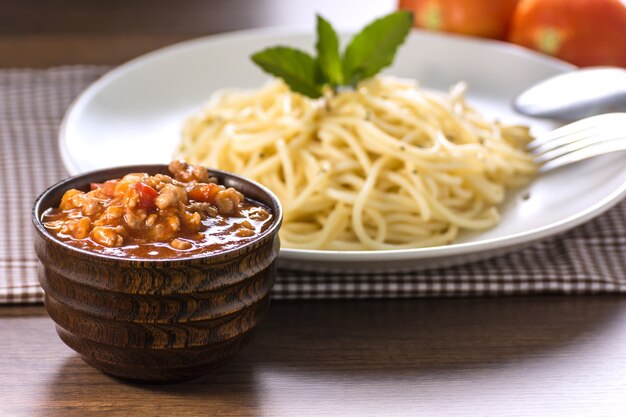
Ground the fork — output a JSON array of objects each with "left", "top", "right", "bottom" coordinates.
[{"left": 529, "top": 113, "right": 626, "bottom": 173}]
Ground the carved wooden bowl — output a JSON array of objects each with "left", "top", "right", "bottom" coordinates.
[{"left": 32, "top": 165, "right": 282, "bottom": 383}]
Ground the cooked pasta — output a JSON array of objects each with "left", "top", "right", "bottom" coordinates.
[{"left": 178, "top": 76, "right": 536, "bottom": 250}]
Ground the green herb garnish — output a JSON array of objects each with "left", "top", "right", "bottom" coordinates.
[{"left": 251, "top": 11, "right": 413, "bottom": 98}]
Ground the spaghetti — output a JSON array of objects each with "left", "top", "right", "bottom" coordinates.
[{"left": 178, "top": 76, "right": 536, "bottom": 250}]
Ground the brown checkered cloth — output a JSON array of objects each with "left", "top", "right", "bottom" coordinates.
[{"left": 1, "top": 66, "right": 625, "bottom": 303}]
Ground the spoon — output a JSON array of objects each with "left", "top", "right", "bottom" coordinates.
[{"left": 513, "top": 67, "right": 626, "bottom": 120}]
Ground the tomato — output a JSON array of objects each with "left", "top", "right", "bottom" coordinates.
[
  {"left": 399, "top": 0, "right": 521, "bottom": 40},
  {"left": 134, "top": 182, "right": 158, "bottom": 209},
  {"left": 101, "top": 180, "right": 119, "bottom": 197},
  {"left": 90, "top": 180, "right": 118, "bottom": 197},
  {"left": 508, "top": 0, "right": 626, "bottom": 67},
  {"left": 187, "top": 183, "right": 220, "bottom": 203}
]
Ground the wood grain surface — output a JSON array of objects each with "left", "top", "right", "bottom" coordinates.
[
  {"left": 0, "top": 0, "right": 395, "bottom": 67},
  {"left": 3, "top": 297, "right": 626, "bottom": 416}
]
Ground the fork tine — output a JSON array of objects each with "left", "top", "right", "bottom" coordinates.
[
  {"left": 534, "top": 135, "right": 626, "bottom": 161},
  {"left": 539, "top": 141, "right": 626, "bottom": 172},
  {"left": 529, "top": 120, "right": 595, "bottom": 150},
  {"left": 532, "top": 113, "right": 626, "bottom": 172},
  {"left": 529, "top": 126, "right": 601, "bottom": 153},
  {"left": 529, "top": 113, "right": 626, "bottom": 150}
]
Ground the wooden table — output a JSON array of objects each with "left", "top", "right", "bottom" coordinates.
[
  {"left": 2, "top": 1, "right": 626, "bottom": 415},
  {"left": 3, "top": 297, "right": 626, "bottom": 416}
]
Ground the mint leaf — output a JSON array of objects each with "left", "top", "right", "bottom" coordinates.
[
  {"left": 316, "top": 15, "right": 343, "bottom": 87},
  {"left": 251, "top": 47, "right": 323, "bottom": 98},
  {"left": 342, "top": 11, "right": 413, "bottom": 86},
  {"left": 250, "top": 12, "right": 413, "bottom": 97}
]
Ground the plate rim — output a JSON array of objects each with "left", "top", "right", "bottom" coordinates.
[{"left": 58, "top": 26, "right": 625, "bottom": 265}]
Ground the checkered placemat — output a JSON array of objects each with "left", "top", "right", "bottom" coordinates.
[{"left": 1, "top": 66, "right": 625, "bottom": 303}]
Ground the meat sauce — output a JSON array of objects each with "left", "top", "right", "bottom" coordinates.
[{"left": 41, "top": 161, "right": 273, "bottom": 258}]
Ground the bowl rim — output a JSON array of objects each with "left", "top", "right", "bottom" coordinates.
[{"left": 32, "top": 164, "right": 283, "bottom": 264}]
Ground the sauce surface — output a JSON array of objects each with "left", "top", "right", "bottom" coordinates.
[{"left": 42, "top": 161, "right": 273, "bottom": 259}]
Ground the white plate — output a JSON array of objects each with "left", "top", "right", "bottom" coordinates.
[{"left": 60, "top": 28, "right": 626, "bottom": 273}]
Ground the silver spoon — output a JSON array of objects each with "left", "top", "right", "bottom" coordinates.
[{"left": 513, "top": 67, "right": 626, "bottom": 120}]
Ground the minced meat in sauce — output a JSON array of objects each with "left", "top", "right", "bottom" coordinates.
[{"left": 42, "top": 160, "right": 273, "bottom": 258}]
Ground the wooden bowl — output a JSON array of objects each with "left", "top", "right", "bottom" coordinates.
[{"left": 32, "top": 165, "right": 282, "bottom": 383}]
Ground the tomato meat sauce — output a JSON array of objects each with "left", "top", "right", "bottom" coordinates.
[{"left": 42, "top": 161, "right": 273, "bottom": 258}]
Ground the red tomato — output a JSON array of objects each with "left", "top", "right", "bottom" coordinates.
[
  {"left": 399, "top": 0, "right": 521, "bottom": 40},
  {"left": 509, "top": 0, "right": 626, "bottom": 67},
  {"left": 187, "top": 183, "right": 220, "bottom": 203},
  {"left": 134, "top": 182, "right": 158, "bottom": 209}
]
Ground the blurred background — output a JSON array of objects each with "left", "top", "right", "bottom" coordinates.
[
  {"left": 1, "top": 0, "right": 624, "bottom": 68},
  {"left": 0, "top": 0, "right": 395, "bottom": 67}
]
